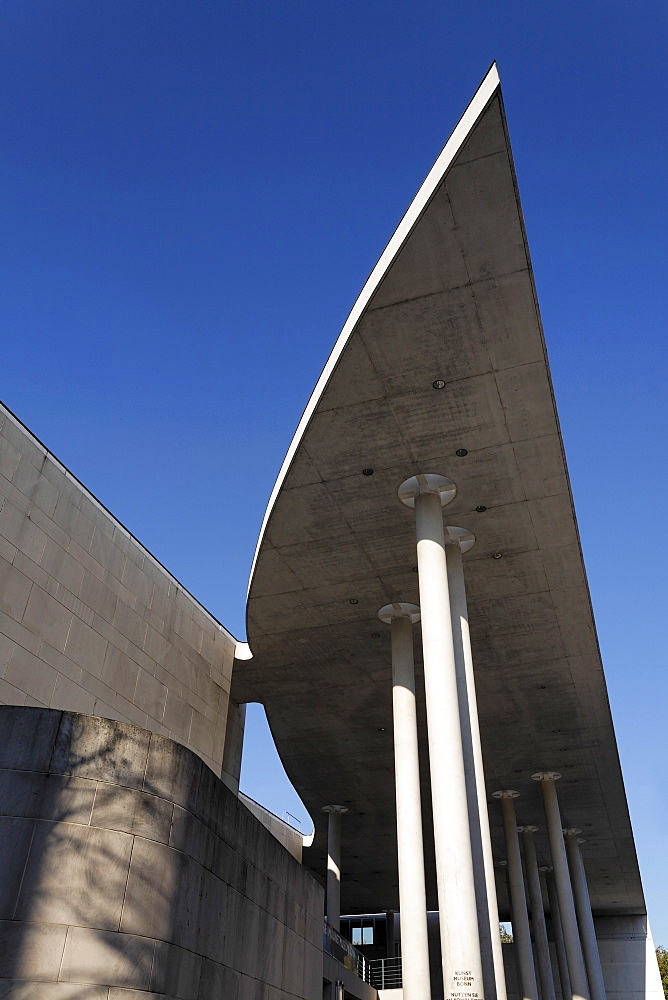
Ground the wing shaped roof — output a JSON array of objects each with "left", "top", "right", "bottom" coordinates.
[{"left": 233, "top": 65, "right": 644, "bottom": 918}]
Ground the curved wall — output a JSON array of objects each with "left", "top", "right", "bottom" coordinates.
[
  {"left": 0, "top": 706, "right": 323, "bottom": 1000},
  {"left": 0, "top": 404, "right": 236, "bottom": 775}
]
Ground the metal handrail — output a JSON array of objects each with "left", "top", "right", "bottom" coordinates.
[
  {"left": 323, "top": 920, "right": 367, "bottom": 982},
  {"left": 367, "top": 956, "right": 403, "bottom": 989}
]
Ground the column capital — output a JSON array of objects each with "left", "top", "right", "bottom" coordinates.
[
  {"left": 398, "top": 473, "right": 456, "bottom": 508},
  {"left": 378, "top": 602, "right": 421, "bottom": 624},
  {"left": 492, "top": 789, "right": 520, "bottom": 799},
  {"left": 445, "top": 525, "right": 476, "bottom": 552},
  {"left": 531, "top": 770, "right": 562, "bottom": 782},
  {"left": 322, "top": 805, "right": 348, "bottom": 814},
  {"left": 517, "top": 825, "right": 539, "bottom": 833}
]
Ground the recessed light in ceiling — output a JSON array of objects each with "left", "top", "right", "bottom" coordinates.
[
  {"left": 377, "top": 727, "right": 386, "bottom": 732},
  {"left": 362, "top": 468, "right": 374, "bottom": 476},
  {"left": 456, "top": 448, "right": 468, "bottom": 457},
  {"left": 371, "top": 632, "right": 380, "bottom": 639},
  {"left": 433, "top": 379, "right": 446, "bottom": 389},
  {"left": 475, "top": 505, "right": 487, "bottom": 512},
  {"left": 349, "top": 598, "right": 359, "bottom": 605},
  {"left": 492, "top": 552, "right": 503, "bottom": 559}
]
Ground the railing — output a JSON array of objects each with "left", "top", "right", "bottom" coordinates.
[
  {"left": 367, "top": 956, "right": 403, "bottom": 990},
  {"left": 323, "top": 920, "right": 367, "bottom": 981},
  {"left": 282, "top": 810, "right": 301, "bottom": 830},
  {"left": 323, "top": 921, "right": 403, "bottom": 989}
]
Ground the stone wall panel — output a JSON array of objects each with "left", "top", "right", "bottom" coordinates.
[
  {"left": 15, "top": 822, "right": 134, "bottom": 929},
  {"left": 0, "top": 819, "right": 35, "bottom": 920},
  {"left": 0, "top": 921, "right": 68, "bottom": 982},
  {"left": 0, "top": 771, "right": 95, "bottom": 824}
]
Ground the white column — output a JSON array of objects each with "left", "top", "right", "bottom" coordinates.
[
  {"left": 378, "top": 602, "right": 431, "bottom": 1000},
  {"left": 398, "top": 474, "right": 484, "bottom": 1000},
  {"left": 492, "top": 792, "right": 539, "bottom": 1000},
  {"left": 541, "top": 866, "right": 572, "bottom": 1000},
  {"left": 532, "top": 773, "right": 590, "bottom": 1000},
  {"left": 520, "top": 826, "right": 556, "bottom": 1000},
  {"left": 322, "top": 805, "right": 347, "bottom": 931},
  {"left": 447, "top": 529, "right": 507, "bottom": 1000},
  {"left": 563, "top": 833, "right": 607, "bottom": 1000}
]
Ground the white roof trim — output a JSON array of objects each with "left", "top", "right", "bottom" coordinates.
[{"left": 247, "top": 63, "right": 501, "bottom": 603}]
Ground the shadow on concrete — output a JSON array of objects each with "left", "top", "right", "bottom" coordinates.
[{"left": 0, "top": 706, "right": 206, "bottom": 996}]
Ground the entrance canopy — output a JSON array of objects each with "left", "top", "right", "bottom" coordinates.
[{"left": 232, "top": 65, "right": 642, "bottom": 919}]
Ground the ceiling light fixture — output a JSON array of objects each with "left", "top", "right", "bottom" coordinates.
[
  {"left": 433, "top": 379, "right": 445, "bottom": 389},
  {"left": 371, "top": 632, "right": 380, "bottom": 639},
  {"left": 456, "top": 448, "right": 468, "bottom": 457},
  {"left": 349, "top": 598, "right": 359, "bottom": 605},
  {"left": 362, "top": 468, "right": 374, "bottom": 476},
  {"left": 492, "top": 552, "right": 503, "bottom": 559},
  {"left": 475, "top": 505, "right": 487, "bottom": 512}
]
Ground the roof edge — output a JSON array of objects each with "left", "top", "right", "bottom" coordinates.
[{"left": 246, "top": 63, "right": 502, "bottom": 606}]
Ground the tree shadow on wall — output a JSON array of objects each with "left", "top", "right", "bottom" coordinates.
[{"left": 0, "top": 706, "right": 219, "bottom": 998}]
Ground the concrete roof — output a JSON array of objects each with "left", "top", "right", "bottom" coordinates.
[{"left": 233, "top": 65, "right": 644, "bottom": 919}]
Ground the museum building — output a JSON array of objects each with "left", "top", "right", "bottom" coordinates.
[{"left": 0, "top": 65, "right": 662, "bottom": 1000}]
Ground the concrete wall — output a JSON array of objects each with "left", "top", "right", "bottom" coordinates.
[
  {"left": 0, "top": 403, "right": 236, "bottom": 775},
  {"left": 496, "top": 923, "right": 662, "bottom": 1000},
  {"left": 0, "top": 705, "right": 324, "bottom": 1000},
  {"left": 239, "top": 792, "right": 305, "bottom": 863},
  {"left": 595, "top": 914, "right": 664, "bottom": 1000}
]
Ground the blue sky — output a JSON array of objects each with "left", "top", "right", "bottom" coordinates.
[{"left": 1, "top": 1, "right": 666, "bottom": 942}]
